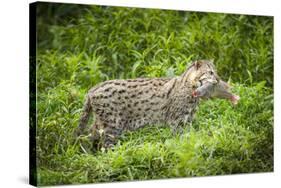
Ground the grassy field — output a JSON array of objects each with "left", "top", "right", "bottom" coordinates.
[{"left": 35, "top": 3, "right": 273, "bottom": 186}]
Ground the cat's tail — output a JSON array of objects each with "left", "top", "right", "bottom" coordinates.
[{"left": 76, "top": 95, "right": 92, "bottom": 136}]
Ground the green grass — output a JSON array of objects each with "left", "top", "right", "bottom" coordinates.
[{"left": 35, "top": 2, "right": 273, "bottom": 186}]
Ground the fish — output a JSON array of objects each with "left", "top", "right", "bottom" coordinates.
[{"left": 192, "top": 80, "right": 240, "bottom": 105}]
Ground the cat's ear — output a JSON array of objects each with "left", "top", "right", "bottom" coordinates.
[
  {"left": 194, "top": 60, "right": 202, "bottom": 70},
  {"left": 208, "top": 59, "right": 216, "bottom": 70}
]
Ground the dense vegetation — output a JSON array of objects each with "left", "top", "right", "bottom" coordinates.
[{"left": 35, "top": 2, "right": 273, "bottom": 186}]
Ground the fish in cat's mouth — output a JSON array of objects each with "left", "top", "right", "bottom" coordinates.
[{"left": 192, "top": 80, "right": 240, "bottom": 105}]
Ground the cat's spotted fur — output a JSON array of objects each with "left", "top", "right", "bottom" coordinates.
[{"left": 77, "top": 60, "right": 220, "bottom": 149}]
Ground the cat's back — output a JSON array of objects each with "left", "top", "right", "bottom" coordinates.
[
  {"left": 87, "top": 78, "right": 171, "bottom": 116},
  {"left": 88, "top": 77, "right": 170, "bottom": 98}
]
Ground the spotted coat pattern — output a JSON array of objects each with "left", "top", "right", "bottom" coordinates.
[{"left": 77, "top": 60, "right": 219, "bottom": 148}]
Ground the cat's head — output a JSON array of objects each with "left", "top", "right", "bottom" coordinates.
[
  {"left": 182, "top": 60, "right": 239, "bottom": 104},
  {"left": 183, "top": 60, "right": 219, "bottom": 88}
]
